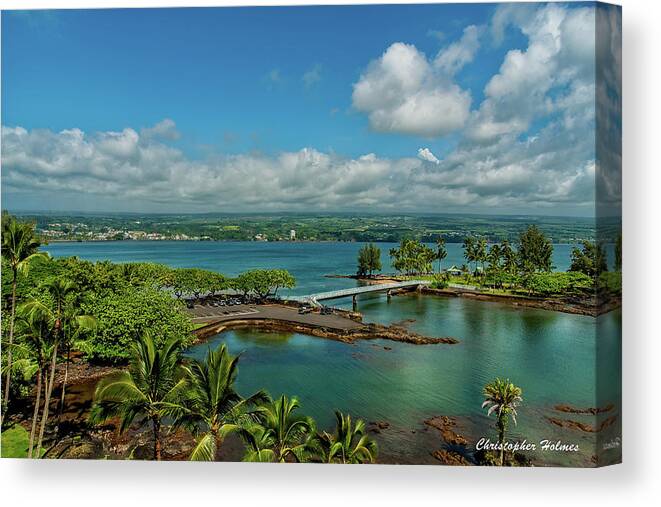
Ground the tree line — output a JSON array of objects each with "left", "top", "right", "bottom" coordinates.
[{"left": 355, "top": 225, "right": 621, "bottom": 297}]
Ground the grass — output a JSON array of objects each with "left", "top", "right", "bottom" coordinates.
[
  {"left": 1, "top": 424, "right": 44, "bottom": 458},
  {"left": 192, "top": 322, "right": 208, "bottom": 330}
]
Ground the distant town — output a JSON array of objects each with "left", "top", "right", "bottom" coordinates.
[{"left": 12, "top": 212, "right": 612, "bottom": 244}]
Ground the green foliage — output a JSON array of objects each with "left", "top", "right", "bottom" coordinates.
[
  {"left": 482, "top": 378, "right": 523, "bottom": 466},
  {"left": 315, "top": 411, "right": 377, "bottom": 464},
  {"left": 231, "top": 269, "right": 296, "bottom": 299},
  {"left": 82, "top": 288, "right": 194, "bottom": 363},
  {"left": 430, "top": 272, "right": 450, "bottom": 289},
  {"left": 356, "top": 243, "right": 382, "bottom": 277},
  {"left": 521, "top": 271, "right": 593, "bottom": 296},
  {"left": 0, "top": 425, "right": 44, "bottom": 458},
  {"left": 599, "top": 271, "right": 622, "bottom": 294},
  {"left": 241, "top": 394, "right": 315, "bottom": 463},
  {"left": 518, "top": 225, "right": 553, "bottom": 272},
  {"left": 178, "top": 343, "right": 268, "bottom": 461},
  {"left": 435, "top": 237, "right": 447, "bottom": 273},
  {"left": 569, "top": 241, "right": 608, "bottom": 277},
  {"left": 90, "top": 333, "right": 188, "bottom": 460},
  {"left": 171, "top": 268, "right": 227, "bottom": 299},
  {"left": 389, "top": 239, "right": 436, "bottom": 275}
]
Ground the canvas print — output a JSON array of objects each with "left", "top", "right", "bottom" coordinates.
[{"left": 0, "top": 2, "right": 621, "bottom": 466}]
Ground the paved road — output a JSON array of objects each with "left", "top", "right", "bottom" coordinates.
[{"left": 188, "top": 303, "right": 364, "bottom": 331}]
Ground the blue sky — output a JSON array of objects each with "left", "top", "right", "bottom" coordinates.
[{"left": 1, "top": 3, "right": 621, "bottom": 215}]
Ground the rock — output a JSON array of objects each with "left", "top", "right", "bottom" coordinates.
[
  {"left": 424, "top": 416, "right": 468, "bottom": 446},
  {"left": 545, "top": 415, "right": 618, "bottom": 433},
  {"left": 383, "top": 346, "right": 392, "bottom": 351},
  {"left": 553, "top": 403, "right": 614, "bottom": 415},
  {"left": 58, "top": 440, "right": 103, "bottom": 459},
  {"left": 367, "top": 421, "right": 390, "bottom": 433},
  {"left": 431, "top": 449, "right": 471, "bottom": 466}
]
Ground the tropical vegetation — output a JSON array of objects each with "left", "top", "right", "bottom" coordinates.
[
  {"left": 356, "top": 243, "right": 382, "bottom": 277},
  {"left": 482, "top": 378, "right": 523, "bottom": 466}
]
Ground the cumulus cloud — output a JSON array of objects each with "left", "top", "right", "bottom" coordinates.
[
  {"left": 352, "top": 42, "right": 471, "bottom": 136},
  {"left": 141, "top": 118, "right": 180, "bottom": 140},
  {"left": 2, "top": 4, "right": 618, "bottom": 217},
  {"left": 466, "top": 3, "right": 596, "bottom": 143},
  {"left": 417, "top": 147, "right": 440, "bottom": 165},
  {"left": 433, "top": 25, "right": 482, "bottom": 75},
  {"left": 2, "top": 118, "right": 599, "bottom": 214}
]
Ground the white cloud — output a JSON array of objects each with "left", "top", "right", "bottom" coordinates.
[
  {"left": 352, "top": 42, "right": 471, "bottom": 137},
  {"left": 1, "top": 118, "right": 600, "bottom": 215},
  {"left": 417, "top": 147, "right": 440, "bottom": 165},
  {"left": 142, "top": 118, "right": 180, "bottom": 140},
  {"left": 2, "top": 4, "right": 619, "bottom": 217},
  {"left": 433, "top": 25, "right": 482, "bottom": 75},
  {"left": 466, "top": 3, "right": 596, "bottom": 143}
]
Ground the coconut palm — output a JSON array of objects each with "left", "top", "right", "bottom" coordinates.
[
  {"left": 89, "top": 333, "right": 187, "bottom": 460},
  {"left": 5, "top": 309, "right": 48, "bottom": 457},
  {"left": 55, "top": 298, "right": 97, "bottom": 426},
  {"left": 462, "top": 236, "right": 476, "bottom": 275},
  {"left": 243, "top": 395, "right": 314, "bottom": 463},
  {"left": 476, "top": 238, "right": 488, "bottom": 275},
  {"left": 20, "top": 277, "right": 79, "bottom": 453},
  {"left": 482, "top": 378, "right": 523, "bottom": 466},
  {"left": 238, "top": 422, "right": 278, "bottom": 462},
  {"left": 501, "top": 240, "right": 517, "bottom": 275},
  {"left": 178, "top": 343, "right": 268, "bottom": 461},
  {"left": 435, "top": 237, "right": 447, "bottom": 273},
  {"left": 317, "top": 411, "right": 377, "bottom": 464},
  {"left": 1, "top": 215, "right": 49, "bottom": 423}
]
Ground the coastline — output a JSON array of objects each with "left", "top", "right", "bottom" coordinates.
[
  {"left": 326, "top": 274, "right": 621, "bottom": 317},
  {"left": 191, "top": 314, "right": 460, "bottom": 345}
]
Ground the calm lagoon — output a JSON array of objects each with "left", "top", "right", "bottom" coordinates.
[{"left": 45, "top": 241, "right": 621, "bottom": 465}]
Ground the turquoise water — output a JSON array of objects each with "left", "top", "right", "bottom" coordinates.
[
  {"left": 45, "top": 241, "right": 621, "bottom": 465},
  {"left": 44, "top": 240, "right": 604, "bottom": 296}
]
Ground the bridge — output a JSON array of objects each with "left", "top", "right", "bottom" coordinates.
[{"left": 288, "top": 280, "right": 430, "bottom": 307}]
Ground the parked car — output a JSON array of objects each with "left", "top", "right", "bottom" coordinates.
[
  {"left": 320, "top": 306, "right": 333, "bottom": 315},
  {"left": 298, "top": 305, "right": 313, "bottom": 315}
]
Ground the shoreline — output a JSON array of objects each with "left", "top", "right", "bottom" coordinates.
[
  {"left": 192, "top": 314, "right": 459, "bottom": 345},
  {"left": 326, "top": 274, "right": 621, "bottom": 317}
]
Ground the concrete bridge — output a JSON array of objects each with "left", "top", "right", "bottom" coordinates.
[{"left": 289, "top": 280, "right": 430, "bottom": 307}]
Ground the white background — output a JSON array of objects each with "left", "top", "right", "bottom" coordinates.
[{"left": 0, "top": 0, "right": 659, "bottom": 505}]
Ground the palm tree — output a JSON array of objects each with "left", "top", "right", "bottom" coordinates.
[
  {"left": 20, "top": 277, "right": 79, "bottom": 453},
  {"left": 462, "top": 236, "right": 476, "bottom": 275},
  {"left": 6, "top": 309, "right": 48, "bottom": 457},
  {"left": 239, "top": 423, "right": 278, "bottom": 462},
  {"left": 435, "top": 237, "right": 447, "bottom": 274},
  {"left": 178, "top": 344, "right": 268, "bottom": 461},
  {"left": 482, "top": 378, "right": 523, "bottom": 466},
  {"left": 1, "top": 215, "right": 49, "bottom": 423},
  {"left": 476, "top": 238, "right": 488, "bottom": 275},
  {"left": 56, "top": 307, "right": 96, "bottom": 427},
  {"left": 90, "top": 334, "right": 188, "bottom": 460},
  {"left": 501, "top": 240, "right": 517, "bottom": 275},
  {"left": 487, "top": 243, "right": 503, "bottom": 288},
  {"left": 245, "top": 395, "right": 314, "bottom": 462},
  {"left": 317, "top": 411, "right": 377, "bottom": 464}
]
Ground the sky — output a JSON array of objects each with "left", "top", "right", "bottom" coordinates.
[{"left": 1, "top": 2, "right": 621, "bottom": 216}]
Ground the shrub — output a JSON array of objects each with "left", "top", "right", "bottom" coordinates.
[{"left": 82, "top": 287, "right": 194, "bottom": 363}]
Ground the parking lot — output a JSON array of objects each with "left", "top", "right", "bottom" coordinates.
[{"left": 187, "top": 302, "right": 365, "bottom": 331}]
